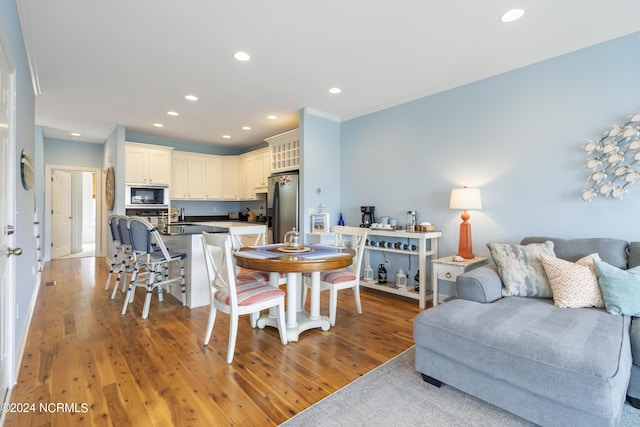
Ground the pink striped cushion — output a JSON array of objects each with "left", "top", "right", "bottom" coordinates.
[
  {"left": 321, "top": 269, "right": 356, "bottom": 284},
  {"left": 214, "top": 282, "right": 285, "bottom": 306},
  {"left": 237, "top": 271, "right": 270, "bottom": 283},
  {"left": 237, "top": 271, "right": 286, "bottom": 283}
]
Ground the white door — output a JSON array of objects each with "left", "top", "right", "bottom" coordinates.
[
  {"left": 0, "top": 30, "right": 16, "bottom": 401},
  {"left": 52, "top": 170, "right": 72, "bottom": 258}
]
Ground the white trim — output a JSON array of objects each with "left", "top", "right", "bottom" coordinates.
[
  {"left": 303, "top": 107, "right": 341, "bottom": 122},
  {"left": 15, "top": 0, "right": 41, "bottom": 95},
  {"left": 44, "top": 165, "right": 104, "bottom": 261}
]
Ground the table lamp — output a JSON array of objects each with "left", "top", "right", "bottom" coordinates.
[{"left": 450, "top": 187, "right": 482, "bottom": 259}]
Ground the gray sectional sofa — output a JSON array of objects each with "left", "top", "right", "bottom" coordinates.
[{"left": 414, "top": 237, "right": 640, "bottom": 427}]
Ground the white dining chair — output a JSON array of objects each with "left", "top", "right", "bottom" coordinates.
[
  {"left": 201, "top": 232, "right": 287, "bottom": 363},
  {"left": 303, "top": 226, "right": 368, "bottom": 326},
  {"left": 229, "top": 225, "right": 287, "bottom": 286},
  {"left": 121, "top": 216, "right": 187, "bottom": 319}
]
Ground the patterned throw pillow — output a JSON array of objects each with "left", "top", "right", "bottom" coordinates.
[
  {"left": 540, "top": 253, "right": 604, "bottom": 308},
  {"left": 593, "top": 260, "right": 640, "bottom": 316},
  {"left": 487, "top": 241, "right": 556, "bottom": 298}
]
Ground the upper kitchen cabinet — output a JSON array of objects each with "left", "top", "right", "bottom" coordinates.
[
  {"left": 221, "top": 156, "right": 241, "bottom": 200},
  {"left": 125, "top": 142, "right": 173, "bottom": 185},
  {"left": 266, "top": 129, "right": 299, "bottom": 173},
  {"left": 171, "top": 152, "right": 224, "bottom": 200},
  {"left": 242, "top": 147, "right": 270, "bottom": 199}
]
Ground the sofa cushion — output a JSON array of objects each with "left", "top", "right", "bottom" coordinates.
[
  {"left": 521, "top": 237, "right": 629, "bottom": 269},
  {"left": 594, "top": 260, "right": 640, "bottom": 316},
  {"left": 487, "top": 241, "right": 555, "bottom": 298},
  {"left": 540, "top": 253, "right": 604, "bottom": 308},
  {"left": 628, "top": 242, "right": 640, "bottom": 268},
  {"left": 414, "top": 297, "right": 630, "bottom": 416}
]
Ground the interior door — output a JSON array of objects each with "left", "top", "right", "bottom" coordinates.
[
  {"left": 0, "top": 29, "right": 16, "bottom": 402},
  {"left": 52, "top": 170, "right": 72, "bottom": 258}
]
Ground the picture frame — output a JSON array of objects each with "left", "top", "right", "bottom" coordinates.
[{"left": 311, "top": 213, "right": 330, "bottom": 233}]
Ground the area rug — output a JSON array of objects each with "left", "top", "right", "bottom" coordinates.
[{"left": 280, "top": 346, "right": 640, "bottom": 426}]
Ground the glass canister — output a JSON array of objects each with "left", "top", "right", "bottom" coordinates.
[
  {"left": 284, "top": 227, "right": 301, "bottom": 249},
  {"left": 406, "top": 211, "right": 417, "bottom": 232}
]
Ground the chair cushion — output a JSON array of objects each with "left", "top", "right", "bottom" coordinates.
[
  {"left": 215, "top": 282, "right": 284, "bottom": 306},
  {"left": 237, "top": 271, "right": 285, "bottom": 283},
  {"left": 321, "top": 269, "right": 356, "bottom": 284}
]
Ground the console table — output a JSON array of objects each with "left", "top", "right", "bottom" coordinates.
[{"left": 361, "top": 229, "right": 441, "bottom": 309}]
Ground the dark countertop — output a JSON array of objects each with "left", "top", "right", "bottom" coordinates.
[{"left": 160, "top": 224, "right": 228, "bottom": 236}]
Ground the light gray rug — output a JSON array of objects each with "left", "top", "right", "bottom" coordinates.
[{"left": 280, "top": 346, "right": 640, "bottom": 427}]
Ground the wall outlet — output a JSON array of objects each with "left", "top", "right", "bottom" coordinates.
[
  {"left": 213, "top": 207, "right": 218, "bottom": 213},
  {"left": 385, "top": 260, "right": 391, "bottom": 270}
]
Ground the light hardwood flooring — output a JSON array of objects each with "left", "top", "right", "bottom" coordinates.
[{"left": 5, "top": 257, "right": 423, "bottom": 426}]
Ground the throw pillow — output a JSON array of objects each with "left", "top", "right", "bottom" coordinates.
[
  {"left": 593, "top": 260, "right": 640, "bottom": 316},
  {"left": 487, "top": 241, "right": 556, "bottom": 298},
  {"left": 540, "top": 253, "right": 604, "bottom": 308}
]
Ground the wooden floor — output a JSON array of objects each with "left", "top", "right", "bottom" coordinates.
[{"left": 5, "top": 257, "right": 424, "bottom": 426}]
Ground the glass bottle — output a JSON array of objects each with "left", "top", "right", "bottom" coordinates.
[
  {"left": 378, "top": 263, "right": 387, "bottom": 284},
  {"left": 338, "top": 213, "right": 345, "bottom": 226}
]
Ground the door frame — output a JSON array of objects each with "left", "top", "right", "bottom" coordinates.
[
  {"left": 0, "top": 17, "right": 16, "bottom": 411},
  {"left": 45, "top": 165, "right": 103, "bottom": 261}
]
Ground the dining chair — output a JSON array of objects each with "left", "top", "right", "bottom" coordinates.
[
  {"left": 109, "top": 215, "right": 135, "bottom": 300},
  {"left": 121, "top": 216, "right": 187, "bottom": 319},
  {"left": 229, "top": 226, "right": 287, "bottom": 286},
  {"left": 302, "top": 226, "right": 368, "bottom": 326},
  {"left": 105, "top": 214, "right": 123, "bottom": 291},
  {"left": 201, "top": 232, "right": 287, "bottom": 364}
]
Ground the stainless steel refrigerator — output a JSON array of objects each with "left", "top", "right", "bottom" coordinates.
[{"left": 267, "top": 171, "right": 299, "bottom": 243}]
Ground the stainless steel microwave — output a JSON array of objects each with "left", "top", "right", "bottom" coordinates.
[{"left": 125, "top": 185, "right": 169, "bottom": 208}]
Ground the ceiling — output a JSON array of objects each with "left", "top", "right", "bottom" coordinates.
[{"left": 16, "top": 1, "right": 640, "bottom": 148}]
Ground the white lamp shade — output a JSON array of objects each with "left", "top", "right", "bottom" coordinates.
[{"left": 450, "top": 187, "right": 482, "bottom": 210}]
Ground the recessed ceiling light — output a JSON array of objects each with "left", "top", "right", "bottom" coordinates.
[
  {"left": 153, "top": 123, "right": 164, "bottom": 128},
  {"left": 185, "top": 95, "right": 198, "bottom": 101},
  {"left": 500, "top": 9, "right": 524, "bottom": 23},
  {"left": 267, "top": 115, "right": 278, "bottom": 120},
  {"left": 167, "top": 111, "right": 179, "bottom": 116},
  {"left": 242, "top": 126, "right": 252, "bottom": 130},
  {"left": 329, "top": 87, "right": 342, "bottom": 94},
  {"left": 70, "top": 132, "right": 81, "bottom": 137},
  {"left": 234, "top": 51, "right": 251, "bottom": 61},
  {"left": 222, "top": 135, "right": 231, "bottom": 139}
]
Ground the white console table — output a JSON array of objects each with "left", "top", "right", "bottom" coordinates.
[{"left": 361, "top": 229, "right": 441, "bottom": 309}]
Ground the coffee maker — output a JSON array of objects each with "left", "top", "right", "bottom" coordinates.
[{"left": 360, "top": 206, "right": 375, "bottom": 228}]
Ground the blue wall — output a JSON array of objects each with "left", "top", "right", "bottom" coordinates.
[
  {"left": 300, "top": 109, "right": 341, "bottom": 235},
  {"left": 44, "top": 137, "right": 104, "bottom": 168},
  {"left": 340, "top": 31, "right": 640, "bottom": 295}
]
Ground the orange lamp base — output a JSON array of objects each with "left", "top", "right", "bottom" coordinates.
[{"left": 456, "top": 210, "right": 475, "bottom": 259}]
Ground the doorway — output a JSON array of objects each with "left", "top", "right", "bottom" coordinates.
[{"left": 45, "top": 165, "right": 102, "bottom": 261}]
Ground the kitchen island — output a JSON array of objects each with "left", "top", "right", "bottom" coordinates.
[{"left": 161, "top": 222, "right": 267, "bottom": 308}]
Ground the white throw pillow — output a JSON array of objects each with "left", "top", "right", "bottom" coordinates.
[{"left": 540, "top": 253, "right": 604, "bottom": 308}]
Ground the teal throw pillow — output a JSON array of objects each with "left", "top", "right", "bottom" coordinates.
[
  {"left": 593, "top": 260, "right": 640, "bottom": 316},
  {"left": 487, "top": 241, "right": 556, "bottom": 298}
]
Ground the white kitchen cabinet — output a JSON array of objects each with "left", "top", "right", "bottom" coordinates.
[
  {"left": 205, "top": 156, "right": 223, "bottom": 200},
  {"left": 170, "top": 153, "right": 189, "bottom": 199},
  {"left": 222, "top": 157, "right": 240, "bottom": 200},
  {"left": 125, "top": 142, "right": 172, "bottom": 185},
  {"left": 172, "top": 152, "right": 225, "bottom": 200},
  {"left": 242, "top": 148, "right": 270, "bottom": 200},
  {"left": 266, "top": 129, "right": 299, "bottom": 173}
]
